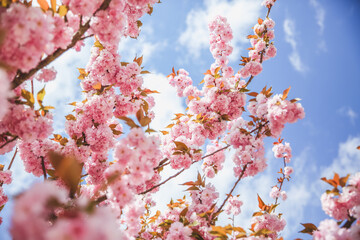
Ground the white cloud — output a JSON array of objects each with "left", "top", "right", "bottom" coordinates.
[
  {"left": 309, "top": 0, "right": 325, "bottom": 35},
  {"left": 321, "top": 135, "right": 360, "bottom": 177},
  {"left": 337, "top": 106, "right": 358, "bottom": 125},
  {"left": 118, "top": 24, "right": 167, "bottom": 67},
  {"left": 143, "top": 72, "right": 185, "bottom": 130},
  {"left": 178, "top": 0, "right": 262, "bottom": 62},
  {"left": 309, "top": 0, "right": 327, "bottom": 52},
  {"left": 283, "top": 18, "right": 307, "bottom": 73}
]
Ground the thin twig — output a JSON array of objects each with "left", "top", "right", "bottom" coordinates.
[
  {"left": 95, "top": 195, "right": 107, "bottom": 204},
  {"left": 41, "top": 157, "right": 47, "bottom": 180},
  {"left": 140, "top": 168, "right": 186, "bottom": 195},
  {"left": 213, "top": 163, "right": 249, "bottom": 219},
  {"left": 142, "top": 145, "right": 231, "bottom": 194},
  {"left": 154, "top": 158, "right": 169, "bottom": 170},
  {"left": 7, "top": 148, "right": 17, "bottom": 170},
  {"left": 245, "top": 75, "right": 254, "bottom": 88},
  {"left": 0, "top": 136, "right": 18, "bottom": 149},
  {"left": 343, "top": 215, "right": 356, "bottom": 229},
  {"left": 80, "top": 34, "right": 95, "bottom": 41},
  {"left": 250, "top": 120, "right": 269, "bottom": 134},
  {"left": 274, "top": 157, "right": 287, "bottom": 206},
  {"left": 201, "top": 145, "right": 230, "bottom": 159},
  {"left": 266, "top": 6, "right": 272, "bottom": 18}
]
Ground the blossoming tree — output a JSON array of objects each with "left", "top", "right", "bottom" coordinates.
[{"left": 0, "top": 0, "right": 359, "bottom": 239}]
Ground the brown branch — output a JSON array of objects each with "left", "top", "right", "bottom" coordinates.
[
  {"left": 7, "top": 147, "right": 17, "bottom": 170},
  {"left": 213, "top": 163, "right": 249, "bottom": 219},
  {"left": 153, "top": 158, "right": 169, "bottom": 170},
  {"left": 154, "top": 145, "right": 230, "bottom": 171},
  {"left": 250, "top": 120, "right": 269, "bottom": 134},
  {"left": 201, "top": 145, "right": 230, "bottom": 159},
  {"left": 95, "top": 195, "right": 107, "bottom": 204},
  {"left": 11, "top": 0, "right": 112, "bottom": 89},
  {"left": 143, "top": 145, "right": 231, "bottom": 194},
  {"left": 0, "top": 136, "right": 18, "bottom": 149},
  {"left": 343, "top": 215, "right": 356, "bottom": 229},
  {"left": 274, "top": 157, "right": 287, "bottom": 205},
  {"left": 81, "top": 173, "right": 89, "bottom": 178},
  {"left": 140, "top": 168, "right": 186, "bottom": 195},
  {"left": 41, "top": 157, "right": 47, "bottom": 180},
  {"left": 266, "top": 6, "right": 272, "bottom": 18},
  {"left": 80, "top": 34, "right": 95, "bottom": 41},
  {"left": 245, "top": 75, "right": 254, "bottom": 88}
]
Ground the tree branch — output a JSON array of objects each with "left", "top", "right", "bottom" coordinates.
[
  {"left": 140, "top": 168, "right": 186, "bottom": 195},
  {"left": 142, "top": 145, "right": 231, "bottom": 195},
  {"left": 274, "top": 157, "right": 287, "bottom": 206},
  {"left": 343, "top": 215, "right": 356, "bottom": 229},
  {"left": 7, "top": 148, "right": 17, "bottom": 170},
  {"left": 41, "top": 156, "right": 47, "bottom": 180},
  {"left": 212, "top": 163, "right": 249, "bottom": 220},
  {"left": 0, "top": 136, "right": 18, "bottom": 149}
]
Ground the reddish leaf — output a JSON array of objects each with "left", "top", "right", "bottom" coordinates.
[
  {"left": 257, "top": 194, "right": 265, "bottom": 210},
  {"left": 299, "top": 223, "right": 318, "bottom": 235},
  {"left": 281, "top": 86, "right": 291, "bottom": 100},
  {"left": 37, "top": 0, "right": 49, "bottom": 11}
]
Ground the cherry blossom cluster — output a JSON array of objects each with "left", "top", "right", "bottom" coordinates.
[
  {"left": 250, "top": 212, "right": 286, "bottom": 240},
  {"left": 0, "top": 69, "right": 10, "bottom": 120},
  {"left": 310, "top": 172, "right": 360, "bottom": 239},
  {"left": 313, "top": 219, "right": 360, "bottom": 240},
  {"left": 0, "top": 104, "right": 53, "bottom": 155},
  {"left": 224, "top": 195, "right": 243, "bottom": 216},
  {"left": 139, "top": 180, "right": 220, "bottom": 239},
  {"left": 208, "top": 15, "right": 233, "bottom": 69},
  {"left": 90, "top": 0, "right": 157, "bottom": 47},
  {"left": 202, "top": 142, "right": 226, "bottom": 178},
  {"left": 0, "top": 169, "right": 12, "bottom": 224},
  {"left": 11, "top": 181, "right": 125, "bottom": 240},
  {"left": 238, "top": 15, "right": 277, "bottom": 78},
  {"left": 0, "top": 3, "right": 75, "bottom": 74},
  {"left": 248, "top": 93, "right": 305, "bottom": 137}
]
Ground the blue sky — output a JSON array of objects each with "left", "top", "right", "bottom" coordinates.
[{"left": 1, "top": 0, "right": 360, "bottom": 239}]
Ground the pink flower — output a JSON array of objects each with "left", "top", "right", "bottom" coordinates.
[
  {"left": 224, "top": 196, "right": 243, "bottom": 216},
  {"left": 0, "top": 69, "right": 10, "bottom": 120},
  {"left": 166, "top": 222, "right": 192, "bottom": 240},
  {"left": 36, "top": 67, "right": 57, "bottom": 82},
  {"left": 11, "top": 181, "right": 68, "bottom": 240},
  {"left": 283, "top": 166, "right": 293, "bottom": 177},
  {"left": 270, "top": 186, "right": 280, "bottom": 199},
  {"left": 0, "top": 170, "right": 12, "bottom": 185}
]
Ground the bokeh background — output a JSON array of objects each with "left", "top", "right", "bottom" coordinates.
[{"left": 1, "top": 0, "right": 360, "bottom": 239}]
